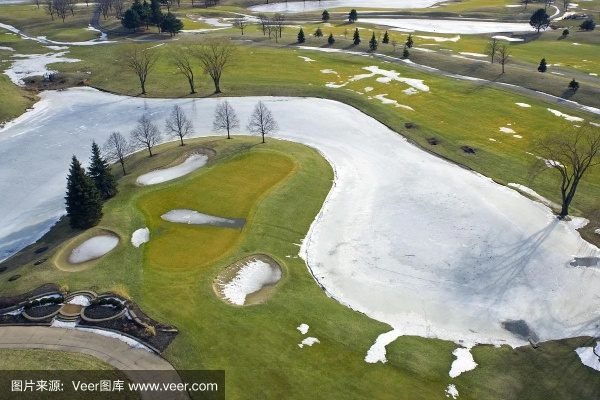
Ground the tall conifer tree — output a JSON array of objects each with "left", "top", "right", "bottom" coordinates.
[
  {"left": 65, "top": 156, "right": 103, "bottom": 229},
  {"left": 88, "top": 141, "right": 117, "bottom": 200}
]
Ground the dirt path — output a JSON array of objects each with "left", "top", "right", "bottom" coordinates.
[{"left": 0, "top": 326, "right": 189, "bottom": 400}]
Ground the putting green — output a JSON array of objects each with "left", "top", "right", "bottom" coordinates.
[{"left": 137, "top": 149, "right": 297, "bottom": 271}]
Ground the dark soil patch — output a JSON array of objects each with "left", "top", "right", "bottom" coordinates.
[
  {"left": 83, "top": 304, "right": 122, "bottom": 320},
  {"left": 461, "top": 145, "right": 476, "bottom": 154},
  {"left": 0, "top": 313, "right": 30, "bottom": 325},
  {"left": 405, "top": 122, "right": 415, "bottom": 129},
  {"left": 8, "top": 275, "right": 21, "bottom": 282},
  {"left": 0, "top": 284, "right": 59, "bottom": 309},
  {"left": 0, "top": 267, "right": 6, "bottom": 273},
  {"left": 426, "top": 137, "right": 439, "bottom": 145},
  {"left": 24, "top": 304, "right": 61, "bottom": 318},
  {"left": 33, "top": 259, "right": 46, "bottom": 266},
  {"left": 34, "top": 246, "right": 48, "bottom": 254}
]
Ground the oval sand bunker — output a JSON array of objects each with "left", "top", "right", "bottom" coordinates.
[
  {"left": 68, "top": 235, "right": 119, "bottom": 264},
  {"left": 137, "top": 154, "right": 208, "bottom": 185},
  {"left": 215, "top": 257, "right": 282, "bottom": 305},
  {"left": 161, "top": 209, "right": 245, "bottom": 228}
]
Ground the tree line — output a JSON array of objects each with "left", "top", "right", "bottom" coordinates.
[
  {"left": 120, "top": 38, "right": 236, "bottom": 95},
  {"left": 121, "top": 0, "right": 183, "bottom": 35},
  {"left": 67, "top": 100, "right": 279, "bottom": 230}
]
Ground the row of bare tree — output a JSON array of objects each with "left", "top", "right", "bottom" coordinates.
[
  {"left": 103, "top": 101, "right": 278, "bottom": 174},
  {"left": 120, "top": 38, "right": 236, "bottom": 95}
]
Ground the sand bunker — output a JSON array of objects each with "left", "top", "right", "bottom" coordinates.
[
  {"left": 161, "top": 209, "right": 245, "bottom": 228},
  {"left": 215, "top": 256, "right": 282, "bottom": 306},
  {"left": 136, "top": 154, "right": 208, "bottom": 185},
  {"left": 131, "top": 228, "right": 150, "bottom": 247},
  {"left": 68, "top": 235, "right": 119, "bottom": 264}
]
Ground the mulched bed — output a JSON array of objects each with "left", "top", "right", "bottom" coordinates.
[
  {"left": 0, "top": 284, "right": 59, "bottom": 309},
  {"left": 24, "top": 304, "right": 61, "bottom": 318},
  {"left": 0, "top": 313, "right": 31, "bottom": 325},
  {"left": 83, "top": 304, "right": 122, "bottom": 320}
]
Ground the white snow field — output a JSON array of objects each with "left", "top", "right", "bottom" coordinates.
[
  {"left": 4, "top": 51, "right": 81, "bottom": 86},
  {"left": 249, "top": 0, "right": 438, "bottom": 13},
  {"left": 449, "top": 347, "right": 478, "bottom": 377},
  {"left": 359, "top": 19, "right": 533, "bottom": 34},
  {"left": 131, "top": 228, "right": 150, "bottom": 247},
  {"left": 68, "top": 235, "right": 119, "bottom": 263},
  {"left": 136, "top": 154, "right": 208, "bottom": 185},
  {"left": 1, "top": 89, "right": 600, "bottom": 346},
  {"left": 220, "top": 259, "right": 283, "bottom": 305}
]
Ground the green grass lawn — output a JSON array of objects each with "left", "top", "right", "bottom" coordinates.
[
  {"left": 2, "top": 137, "right": 600, "bottom": 399},
  {"left": 0, "top": 349, "right": 140, "bottom": 399}
]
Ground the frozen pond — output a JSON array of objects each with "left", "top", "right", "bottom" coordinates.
[
  {"left": 68, "top": 235, "right": 119, "bottom": 263},
  {"left": 249, "top": 0, "right": 439, "bottom": 13},
  {"left": 161, "top": 209, "right": 245, "bottom": 228},
  {"left": 219, "top": 259, "right": 283, "bottom": 305},
  {"left": 360, "top": 18, "right": 534, "bottom": 34},
  {"left": 136, "top": 154, "right": 208, "bottom": 185},
  {"left": 1, "top": 88, "right": 600, "bottom": 346}
]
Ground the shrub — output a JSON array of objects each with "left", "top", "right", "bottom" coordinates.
[
  {"left": 562, "top": 28, "right": 569, "bottom": 36},
  {"left": 569, "top": 78, "right": 580, "bottom": 90},
  {"left": 24, "top": 303, "right": 32, "bottom": 310},
  {"left": 31, "top": 300, "right": 40, "bottom": 307},
  {"left": 40, "top": 298, "right": 48, "bottom": 305},
  {"left": 580, "top": 19, "right": 596, "bottom": 31},
  {"left": 145, "top": 325, "right": 156, "bottom": 337}
]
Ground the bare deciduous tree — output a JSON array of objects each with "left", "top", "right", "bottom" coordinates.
[
  {"left": 130, "top": 114, "right": 161, "bottom": 156},
  {"left": 53, "top": 0, "right": 69, "bottom": 22},
  {"left": 232, "top": 17, "right": 248, "bottom": 35},
  {"left": 273, "top": 13, "right": 285, "bottom": 38},
  {"left": 258, "top": 13, "right": 268, "bottom": 35},
  {"left": 99, "top": 0, "right": 111, "bottom": 19},
  {"left": 113, "top": 0, "right": 125, "bottom": 17},
  {"left": 165, "top": 105, "right": 194, "bottom": 146},
  {"left": 67, "top": 0, "right": 76, "bottom": 16},
  {"left": 247, "top": 101, "right": 278, "bottom": 143},
  {"left": 497, "top": 43, "right": 510, "bottom": 73},
  {"left": 485, "top": 37, "right": 499, "bottom": 63},
  {"left": 533, "top": 126, "right": 600, "bottom": 217},
  {"left": 193, "top": 38, "right": 237, "bottom": 94},
  {"left": 45, "top": 0, "right": 54, "bottom": 20},
  {"left": 120, "top": 45, "right": 159, "bottom": 95},
  {"left": 212, "top": 100, "right": 239, "bottom": 139},
  {"left": 103, "top": 132, "right": 130, "bottom": 175},
  {"left": 171, "top": 50, "right": 196, "bottom": 93}
]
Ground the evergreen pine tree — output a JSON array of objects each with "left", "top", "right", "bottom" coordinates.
[
  {"left": 328, "top": 32, "right": 335, "bottom": 45},
  {"left": 402, "top": 46, "right": 410, "bottom": 59},
  {"left": 65, "top": 156, "right": 103, "bottom": 230},
  {"left": 406, "top": 34, "right": 413, "bottom": 48},
  {"left": 569, "top": 78, "right": 579, "bottom": 91},
  {"left": 322, "top": 10, "right": 330, "bottom": 21},
  {"left": 353, "top": 28, "right": 360, "bottom": 45},
  {"left": 88, "top": 141, "right": 117, "bottom": 200},
  {"left": 382, "top": 31, "right": 389, "bottom": 44},
  {"left": 314, "top": 27, "right": 323, "bottom": 37},
  {"left": 369, "top": 32, "right": 378, "bottom": 51},
  {"left": 150, "top": 0, "right": 163, "bottom": 32},
  {"left": 298, "top": 28, "right": 305, "bottom": 43},
  {"left": 122, "top": 9, "right": 142, "bottom": 32},
  {"left": 537, "top": 58, "right": 547, "bottom": 72},
  {"left": 349, "top": 9, "right": 358, "bottom": 22},
  {"left": 160, "top": 12, "right": 184, "bottom": 36}
]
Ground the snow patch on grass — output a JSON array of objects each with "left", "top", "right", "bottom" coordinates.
[
  {"left": 298, "top": 337, "right": 320, "bottom": 348},
  {"left": 365, "top": 329, "right": 402, "bottom": 363},
  {"left": 297, "top": 323, "right": 309, "bottom": 334},
  {"left": 516, "top": 102, "right": 531, "bottom": 108},
  {"left": 575, "top": 342, "right": 600, "bottom": 371},
  {"left": 364, "top": 86, "right": 373, "bottom": 92},
  {"left": 492, "top": 35, "right": 524, "bottom": 42},
  {"left": 373, "top": 94, "right": 414, "bottom": 110},
  {"left": 416, "top": 35, "right": 460, "bottom": 42},
  {"left": 459, "top": 52, "right": 487, "bottom": 57},
  {"left": 445, "top": 384, "right": 459, "bottom": 399},
  {"left": 508, "top": 183, "right": 560, "bottom": 209},
  {"left": 299, "top": 56, "right": 316, "bottom": 62},
  {"left": 0, "top": 46, "right": 15, "bottom": 51},
  {"left": 449, "top": 347, "right": 477, "bottom": 378},
  {"left": 131, "top": 228, "right": 150, "bottom": 247},
  {"left": 499, "top": 127, "right": 515, "bottom": 134},
  {"left": 4, "top": 51, "right": 80, "bottom": 86},
  {"left": 547, "top": 109, "right": 584, "bottom": 122}
]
